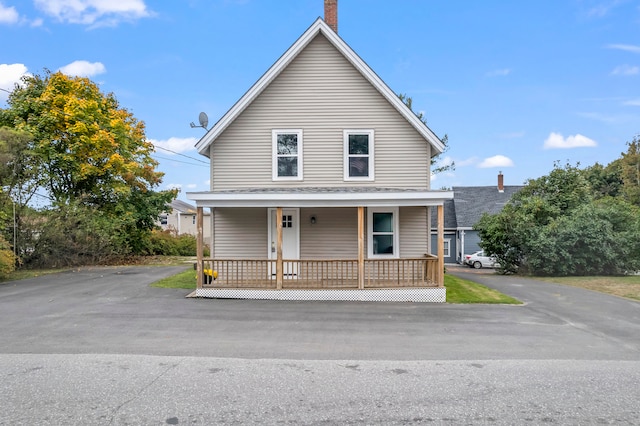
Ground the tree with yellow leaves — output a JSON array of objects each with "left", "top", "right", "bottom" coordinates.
[
  {"left": 0, "top": 71, "right": 177, "bottom": 265},
  {"left": 1, "top": 71, "right": 166, "bottom": 207}
]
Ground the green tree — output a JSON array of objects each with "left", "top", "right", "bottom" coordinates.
[
  {"left": 398, "top": 93, "right": 454, "bottom": 175},
  {"left": 583, "top": 160, "right": 623, "bottom": 199},
  {"left": 475, "top": 162, "right": 593, "bottom": 274},
  {"left": 1, "top": 71, "right": 177, "bottom": 266},
  {"left": 620, "top": 136, "right": 640, "bottom": 206},
  {"left": 0, "top": 127, "right": 41, "bottom": 259}
]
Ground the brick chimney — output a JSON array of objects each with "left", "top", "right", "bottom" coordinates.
[
  {"left": 498, "top": 172, "right": 504, "bottom": 193},
  {"left": 324, "top": 0, "right": 338, "bottom": 32}
]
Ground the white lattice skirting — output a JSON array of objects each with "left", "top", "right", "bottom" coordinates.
[{"left": 194, "top": 287, "right": 446, "bottom": 303}]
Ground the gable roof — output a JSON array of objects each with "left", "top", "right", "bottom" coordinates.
[
  {"left": 452, "top": 185, "right": 524, "bottom": 228},
  {"left": 429, "top": 185, "right": 524, "bottom": 229},
  {"left": 195, "top": 18, "right": 445, "bottom": 157},
  {"left": 169, "top": 199, "right": 197, "bottom": 214}
]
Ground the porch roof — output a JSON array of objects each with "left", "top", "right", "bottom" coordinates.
[{"left": 187, "top": 187, "right": 453, "bottom": 208}]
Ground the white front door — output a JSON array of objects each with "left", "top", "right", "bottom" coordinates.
[{"left": 269, "top": 208, "right": 299, "bottom": 276}]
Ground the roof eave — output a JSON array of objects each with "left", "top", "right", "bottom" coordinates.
[{"left": 186, "top": 190, "right": 453, "bottom": 208}]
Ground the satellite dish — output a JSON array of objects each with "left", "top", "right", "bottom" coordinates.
[
  {"left": 190, "top": 112, "right": 209, "bottom": 131},
  {"left": 198, "top": 112, "right": 209, "bottom": 129}
]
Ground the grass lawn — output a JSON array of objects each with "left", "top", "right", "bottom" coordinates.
[
  {"left": 151, "top": 268, "right": 198, "bottom": 289},
  {"left": 151, "top": 269, "right": 523, "bottom": 304},
  {"left": 445, "top": 274, "right": 522, "bottom": 304},
  {"left": 537, "top": 275, "right": 640, "bottom": 301}
]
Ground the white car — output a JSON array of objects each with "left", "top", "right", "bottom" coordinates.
[{"left": 464, "top": 251, "right": 499, "bottom": 269}]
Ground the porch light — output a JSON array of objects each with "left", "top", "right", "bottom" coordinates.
[{"left": 310, "top": 215, "right": 317, "bottom": 224}]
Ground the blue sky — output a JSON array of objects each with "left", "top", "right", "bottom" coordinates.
[{"left": 1, "top": 0, "right": 639, "bottom": 201}]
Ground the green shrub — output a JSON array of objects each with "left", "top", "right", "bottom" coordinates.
[{"left": 144, "top": 230, "right": 208, "bottom": 256}]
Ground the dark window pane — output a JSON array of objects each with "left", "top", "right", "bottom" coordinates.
[
  {"left": 373, "top": 235, "right": 394, "bottom": 254},
  {"left": 278, "top": 157, "right": 298, "bottom": 177},
  {"left": 349, "top": 157, "right": 369, "bottom": 177},
  {"left": 277, "top": 134, "right": 298, "bottom": 155},
  {"left": 373, "top": 212, "right": 393, "bottom": 232},
  {"left": 349, "top": 134, "right": 369, "bottom": 155}
]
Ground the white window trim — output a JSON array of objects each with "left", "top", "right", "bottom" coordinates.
[
  {"left": 444, "top": 238, "right": 451, "bottom": 258},
  {"left": 344, "top": 129, "right": 374, "bottom": 181},
  {"left": 367, "top": 207, "right": 399, "bottom": 259},
  {"left": 272, "top": 129, "right": 303, "bottom": 181}
]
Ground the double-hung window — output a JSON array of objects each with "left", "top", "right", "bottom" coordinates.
[
  {"left": 368, "top": 207, "right": 399, "bottom": 258},
  {"left": 273, "top": 129, "right": 303, "bottom": 180},
  {"left": 344, "top": 130, "right": 374, "bottom": 181}
]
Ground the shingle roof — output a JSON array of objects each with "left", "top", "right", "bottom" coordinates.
[
  {"left": 452, "top": 185, "right": 524, "bottom": 228},
  {"left": 430, "top": 185, "right": 524, "bottom": 229},
  {"left": 430, "top": 199, "right": 457, "bottom": 229}
]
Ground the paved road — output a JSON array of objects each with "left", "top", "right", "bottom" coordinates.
[{"left": 0, "top": 265, "right": 639, "bottom": 424}]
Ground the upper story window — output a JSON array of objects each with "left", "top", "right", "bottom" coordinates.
[
  {"left": 273, "top": 129, "right": 303, "bottom": 180},
  {"left": 344, "top": 129, "right": 374, "bottom": 181}
]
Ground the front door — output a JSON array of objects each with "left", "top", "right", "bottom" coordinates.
[{"left": 269, "top": 208, "right": 299, "bottom": 276}]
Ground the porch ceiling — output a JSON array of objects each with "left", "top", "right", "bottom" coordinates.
[{"left": 186, "top": 187, "right": 453, "bottom": 208}]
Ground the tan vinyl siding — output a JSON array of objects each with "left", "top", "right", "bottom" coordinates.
[
  {"left": 300, "top": 207, "right": 357, "bottom": 259},
  {"left": 213, "top": 208, "right": 266, "bottom": 258},
  {"left": 399, "top": 206, "right": 428, "bottom": 257},
  {"left": 212, "top": 33, "right": 431, "bottom": 190}
]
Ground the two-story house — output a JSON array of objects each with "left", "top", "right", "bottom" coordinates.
[{"left": 187, "top": 1, "right": 452, "bottom": 302}]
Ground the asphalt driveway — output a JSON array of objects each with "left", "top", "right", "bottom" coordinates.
[
  {"left": 1, "top": 265, "right": 639, "bottom": 424},
  {"left": 1, "top": 264, "right": 639, "bottom": 360}
]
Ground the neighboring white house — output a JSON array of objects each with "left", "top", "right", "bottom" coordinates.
[
  {"left": 187, "top": 2, "right": 452, "bottom": 302},
  {"left": 159, "top": 200, "right": 211, "bottom": 247}
]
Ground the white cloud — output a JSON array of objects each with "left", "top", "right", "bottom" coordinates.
[
  {"left": 486, "top": 68, "right": 511, "bottom": 77},
  {"left": 166, "top": 183, "right": 182, "bottom": 191},
  {"left": 543, "top": 132, "right": 597, "bottom": 149},
  {"left": 478, "top": 155, "right": 514, "bottom": 168},
  {"left": 34, "top": 0, "right": 151, "bottom": 26},
  {"left": 606, "top": 44, "right": 640, "bottom": 54},
  {"left": 185, "top": 184, "right": 197, "bottom": 189},
  {"left": 611, "top": 64, "right": 639, "bottom": 75},
  {"left": 624, "top": 99, "right": 640, "bottom": 106},
  {"left": 150, "top": 137, "right": 199, "bottom": 153},
  {"left": 58, "top": 60, "right": 106, "bottom": 77},
  {"left": 0, "top": 63, "right": 30, "bottom": 97},
  {"left": 0, "top": 2, "right": 19, "bottom": 24}
]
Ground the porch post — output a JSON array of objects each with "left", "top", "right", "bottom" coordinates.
[
  {"left": 196, "top": 206, "right": 204, "bottom": 289},
  {"left": 437, "top": 204, "right": 445, "bottom": 287},
  {"left": 276, "top": 207, "right": 283, "bottom": 289},
  {"left": 357, "top": 206, "right": 364, "bottom": 289}
]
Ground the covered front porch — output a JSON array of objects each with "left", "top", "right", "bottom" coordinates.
[{"left": 188, "top": 188, "right": 453, "bottom": 302}]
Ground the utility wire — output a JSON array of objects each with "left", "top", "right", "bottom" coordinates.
[
  {"left": 153, "top": 145, "right": 209, "bottom": 164},
  {"left": 152, "top": 154, "right": 209, "bottom": 167}
]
